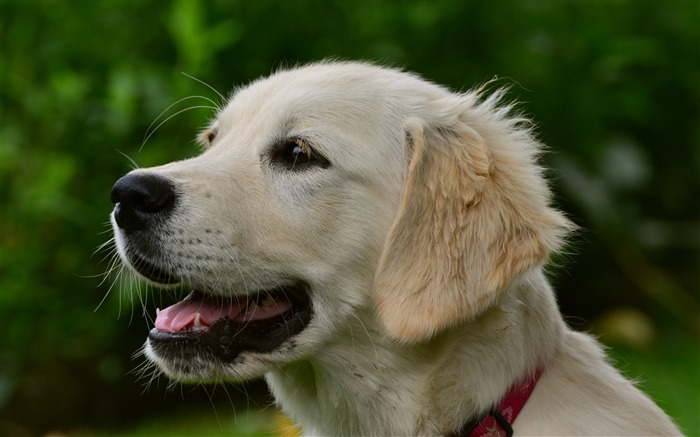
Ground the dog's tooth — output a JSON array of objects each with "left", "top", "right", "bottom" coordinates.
[
  {"left": 156, "top": 308, "right": 161, "bottom": 316},
  {"left": 194, "top": 312, "right": 202, "bottom": 328}
]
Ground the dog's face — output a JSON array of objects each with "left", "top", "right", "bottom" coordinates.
[
  {"left": 111, "top": 63, "right": 422, "bottom": 381},
  {"left": 111, "top": 62, "right": 570, "bottom": 383}
]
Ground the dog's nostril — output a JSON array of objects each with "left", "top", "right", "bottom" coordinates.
[{"left": 111, "top": 173, "right": 176, "bottom": 232}]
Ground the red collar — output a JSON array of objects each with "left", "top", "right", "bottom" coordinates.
[{"left": 455, "top": 368, "right": 543, "bottom": 437}]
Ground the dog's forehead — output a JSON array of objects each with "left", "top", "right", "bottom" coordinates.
[
  {"left": 204, "top": 63, "right": 455, "bottom": 171},
  {"left": 217, "top": 63, "right": 444, "bottom": 137}
]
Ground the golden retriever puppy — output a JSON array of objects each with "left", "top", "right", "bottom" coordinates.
[{"left": 110, "top": 62, "right": 681, "bottom": 436}]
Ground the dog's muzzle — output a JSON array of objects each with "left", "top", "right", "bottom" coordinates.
[{"left": 110, "top": 173, "right": 314, "bottom": 368}]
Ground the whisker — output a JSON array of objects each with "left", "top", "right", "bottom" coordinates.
[
  {"left": 143, "top": 95, "right": 216, "bottom": 142},
  {"left": 350, "top": 311, "right": 380, "bottom": 363},
  {"left": 141, "top": 104, "right": 218, "bottom": 151},
  {"left": 115, "top": 149, "right": 140, "bottom": 171},
  {"left": 93, "top": 234, "right": 118, "bottom": 257},
  {"left": 181, "top": 72, "right": 226, "bottom": 107},
  {"left": 94, "top": 236, "right": 127, "bottom": 311},
  {"left": 130, "top": 345, "right": 164, "bottom": 394},
  {"left": 202, "top": 383, "right": 226, "bottom": 432},
  {"left": 139, "top": 96, "right": 220, "bottom": 152}
]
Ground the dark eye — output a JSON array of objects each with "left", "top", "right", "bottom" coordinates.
[
  {"left": 205, "top": 129, "right": 217, "bottom": 143},
  {"left": 198, "top": 127, "right": 218, "bottom": 147},
  {"left": 270, "top": 138, "right": 330, "bottom": 171}
]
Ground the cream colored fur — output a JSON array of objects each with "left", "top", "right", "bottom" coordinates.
[{"left": 114, "top": 62, "right": 681, "bottom": 436}]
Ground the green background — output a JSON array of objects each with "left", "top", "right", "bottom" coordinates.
[{"left": 1, "top": 1, "right": 698, "bottom": 435}]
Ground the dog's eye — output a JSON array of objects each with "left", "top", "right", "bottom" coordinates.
[
  {"left": 198, "top": 127, "right": 218, "bottom": 147},
  {"left": 270, "top": 138, "right": 330, "bottom": 171},
  {"left": 205, "top": 130, "right": 217, "bottom": 143}
]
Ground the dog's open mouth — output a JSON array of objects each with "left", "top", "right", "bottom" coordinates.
[{"left": 148, "top": 283, "right": 312, "bottom": 361}]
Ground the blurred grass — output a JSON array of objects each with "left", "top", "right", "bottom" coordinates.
[
  {"left": 605, "top": 327, "right": 699, "bottom": 435},
  {"left": 89, "top": 409, "right": 300, "bottom": 437}
]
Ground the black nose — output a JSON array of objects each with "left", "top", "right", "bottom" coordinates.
[{"left": 111, "top": 173, "right": 176, "bottom": 232}]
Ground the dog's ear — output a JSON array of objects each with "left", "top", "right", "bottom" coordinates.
[{"left": 374, "top": 108, "right": 572, "bottom": 343}]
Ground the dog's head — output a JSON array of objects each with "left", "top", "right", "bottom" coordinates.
[{"left": 110, "top": 62, "right": 571, "bottom": 382}]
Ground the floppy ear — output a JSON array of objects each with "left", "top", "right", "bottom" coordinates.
[{"left": 374, "top": 111, "right": 571, "bottom": 343}]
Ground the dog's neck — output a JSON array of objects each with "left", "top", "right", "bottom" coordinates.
[{"left": 265, "top": 269, "right": 564, "bottom": 436}]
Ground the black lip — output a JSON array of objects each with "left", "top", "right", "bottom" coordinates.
[
  {"left": 128, "top": 252, "right": 179, "bottom": 285},
  {"left": 148, "top": 284, "right": 312, "bottom": 362}
]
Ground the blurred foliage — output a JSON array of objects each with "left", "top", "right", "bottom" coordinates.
[
  {"left": 1, "top": 0, "right": 698, "bottom": 435},
  {"left": 95, "top": 409, "right": 300, "bottom": 437}
]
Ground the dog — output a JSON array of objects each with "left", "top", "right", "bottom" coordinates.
[{"left": 110, "top": 61, "right": 681, "bottom": 436}]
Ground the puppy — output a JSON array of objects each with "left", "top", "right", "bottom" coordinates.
[{"left": 110, "top": 62, "right": 681, "bottom": 436}]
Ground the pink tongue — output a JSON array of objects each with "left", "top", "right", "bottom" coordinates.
[{"left": 154, "top": 293, "right": 292, "bottom": 332}]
